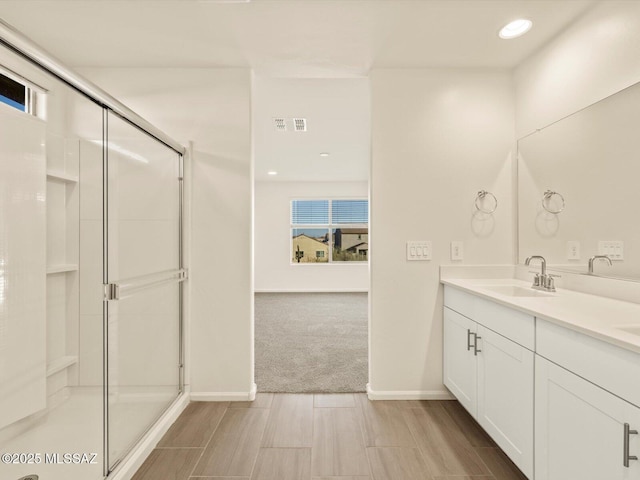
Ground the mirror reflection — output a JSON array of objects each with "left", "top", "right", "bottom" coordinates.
[{"left": 518, "top": 81, "right": 640, "bottom": 281}]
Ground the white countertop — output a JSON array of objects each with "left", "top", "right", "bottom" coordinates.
[{"left": 441, "top": 277, "right": 640, "bottom": 355}]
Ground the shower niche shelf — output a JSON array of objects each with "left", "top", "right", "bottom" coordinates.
[
  {"left": 45, "top": 133, "right": 80, "bottom": 405},
  {"left": 46, "top": 170, "right": 78, "bottom": 183},
  {"left": 46, "top": 264, "right": 79, "bottom": 274},
  {"left": 46, "top": 356, "right": 78, "bottom": 377}
]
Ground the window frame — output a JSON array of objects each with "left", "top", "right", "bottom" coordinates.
[
  {"left": 290, "top": 198, "right": 368, "bottom": 265},
  {"left": 0, "top": 66, "right": 43, "bottom": 118}
]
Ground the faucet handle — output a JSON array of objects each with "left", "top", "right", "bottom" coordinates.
[
  {"left": 544, "top": 274, "right": 560, "bottom": 291},
  {"left": 529, "top": 271, "right": 541, "bottom": 286}
]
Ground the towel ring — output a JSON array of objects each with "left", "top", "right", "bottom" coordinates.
[
  {"left": 475, "top": 190, "right": 498, "bottom": 214},
  {"left": 542, "top": 190, "right": 565, "bottom": 214}
]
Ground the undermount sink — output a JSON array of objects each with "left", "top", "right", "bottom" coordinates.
[
  {"left": 481, "top": 285, "right": 554, "bottom": 298},
  {"left": 614, "top": 325, "right": 640, "bottom": 336}
]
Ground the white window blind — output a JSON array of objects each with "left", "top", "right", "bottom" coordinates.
[
  {"left": 291, "top": 200, "right": 329, "bottom": 225},
  {"left": 332, "top": 200, "right": 368, "bottom": 224}
]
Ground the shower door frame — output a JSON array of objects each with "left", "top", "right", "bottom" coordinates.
[
  {"left": 101, "top": 111, "right": 186, "bottom": 475},
  {"left": 0, "top": 18, "right": 187, "bottom": 479}
]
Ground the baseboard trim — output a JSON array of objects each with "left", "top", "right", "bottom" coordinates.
[
  {"left": 254, "top": 288, "right": 369, "bottom": 293},
  {"left": 366, "top": 383, "right": 455, "bottom": 401},
  {"left": 109, "top": 389, "right": 190, "bottom": 480},
  {"left": 191, "top": 385, "right": 257, "bottom": 402}
]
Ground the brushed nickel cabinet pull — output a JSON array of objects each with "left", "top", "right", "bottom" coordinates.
[
  {"left": 624, "top": 423, "right": 638, "bottom": 467},
  {"left": 473, "top": 334, "right": 482, "bottom": 356},
  {"left": 467, "top": 329, "right": 474, "bottom": 351}
]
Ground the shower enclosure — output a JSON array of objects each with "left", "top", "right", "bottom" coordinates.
[{"left": 0, "top": 20, "right": 185, "bottom": 480}]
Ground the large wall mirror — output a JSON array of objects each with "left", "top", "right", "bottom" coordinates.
[{"left": 518, "top": 81, "right": 640, "bottom": 282}]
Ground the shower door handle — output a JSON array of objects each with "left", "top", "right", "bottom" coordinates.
[
  {"left": 104, "top": 283, "right": 120, "bottom": 301},
  {"left": 104, "top": 268, "right": 188, "bottom": 301}
]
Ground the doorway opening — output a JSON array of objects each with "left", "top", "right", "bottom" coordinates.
[{"left": 252, "top": 76, "right": 371, "bottom": 393}]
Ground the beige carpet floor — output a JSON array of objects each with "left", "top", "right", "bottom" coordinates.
[{"left": 254, "top": 292, "right": 368, "bottom": 393}]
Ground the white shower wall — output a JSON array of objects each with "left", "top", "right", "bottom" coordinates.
[{"left": 0, "top": 105, "right": 47, "bottom": 429}]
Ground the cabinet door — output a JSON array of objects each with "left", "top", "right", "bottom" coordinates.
[
  {"left": 536, "top": 356, "right": 640, "bottom": 480},
  {"left": 477, "top": 326, "right": 533, "bottom": 479},
  {"left": 443, "top": 307, "right": 477, "bottom": 416}
]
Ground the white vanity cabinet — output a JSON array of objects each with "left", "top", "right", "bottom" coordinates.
[
  {"left": 535, "top": 356, "right": 640, "bottom": 480},
  {"left": 444, "top": 287, "right": 534, "bottom": 479},
  {"left": 443, "top": 307, "right": 478, "bottom": 414},
  {"left": 535, "top": 319, "right": 640, "bottom": 480}
]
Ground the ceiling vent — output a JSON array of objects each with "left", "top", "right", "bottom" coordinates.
[{"left": 273, "top": 117, "right": 307, "bottom": 132}]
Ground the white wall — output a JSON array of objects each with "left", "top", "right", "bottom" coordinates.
[
  {"left": 254, "top": 181, "right": 368, "bottom": 292},
  {"left": 515, "top": 1, "right": 640, "bottom": 137},
  {"left": 78, "top": 68, "right": 253, "bottom": 397},
  {"left": 370, "top": 69, "right": 514, "bottom": 397}
]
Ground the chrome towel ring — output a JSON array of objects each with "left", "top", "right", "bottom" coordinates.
[
  {"left": 475, "top": 190, "right": 498, "bottom": 214},
  {"left": 542, "top": 190, "right": 565, "bottom": 214}
]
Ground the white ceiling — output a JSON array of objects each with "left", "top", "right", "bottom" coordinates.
[
  {"left": 253, "top": 76, "right": 370, "bottom": 182},
  {"left": 0, "top": 0, "right": 597, "bottom": 182},
  {"left": 0, "top": 1, "right": 595, "bottom": 73}
]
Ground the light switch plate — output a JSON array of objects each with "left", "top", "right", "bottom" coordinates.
[
  {"left": 451, "top": 241, "right": 464, "bottom": 261},
  {"left": 598, "top": 240, "right": 624, "bottom": 260},
  {"left": 407, "top": 241, "right": 432, "bottom": 261}
]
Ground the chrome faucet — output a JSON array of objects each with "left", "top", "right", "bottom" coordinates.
[
  {"left": 588, "top": 255, "right": 612, "bottom": 274},
  {"left": 525, "top": 255, "right": 546, "bottom": 276},
  {"left": 525, "top": 255, "right": 558, "bottom": 292}
]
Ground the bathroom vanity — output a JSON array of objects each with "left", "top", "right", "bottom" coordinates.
[{"left": 441, "top": 276, "right": 640, "bottom": 480}]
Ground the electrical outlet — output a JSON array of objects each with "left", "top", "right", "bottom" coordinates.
[
  {"left": 451, "top": 241, "right": 464, "bottom": 261},
  {"left": 407, "top": 241, "right": 432, "bottom": 261},
  {"left": 567, "top": 241, "right": 580, "bottom": 260}
]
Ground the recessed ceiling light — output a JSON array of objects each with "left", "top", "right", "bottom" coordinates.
[
  {"left": 319, "top": 152, "right": 330, "bottom": 157},
  {"left": 499, "top": 19, "right": 533, "bottom": 39},
  {"left": 267, "top": 171, "right": 278, "bottom": 176}
]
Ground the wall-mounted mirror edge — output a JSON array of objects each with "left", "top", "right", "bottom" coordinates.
[{"left": 516, "top": 78, "right": 640, "bottom": 283}]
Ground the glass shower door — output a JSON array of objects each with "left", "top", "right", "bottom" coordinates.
[{"left": 104, "top": 112, "right": 183, "bottom": 472}]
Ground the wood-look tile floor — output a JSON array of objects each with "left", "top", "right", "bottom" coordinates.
[{"left": 132, "top": 394, "right": 527, "bottom": 480}]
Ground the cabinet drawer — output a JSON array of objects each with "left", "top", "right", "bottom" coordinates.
[
  {"left": 537, "top": 319, "right": 640, "bottom": 409},
  {"left": 444, "top": 286, "right": 534, "bottom": 350}
]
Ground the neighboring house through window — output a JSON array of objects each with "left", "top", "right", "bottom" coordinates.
[{"left": 291, "top": 199, "right": 368, "bottom": 263}]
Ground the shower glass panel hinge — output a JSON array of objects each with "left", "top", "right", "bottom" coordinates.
[{"left": 104, "top": 283, "right": 120, "bottom": 301}]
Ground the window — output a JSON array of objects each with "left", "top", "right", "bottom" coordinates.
[
  {"left": 0, "top": 70, "right": 36, "bottom": 115},
  {"left": 291, "top": 199, "right": 368, "bottom": 263}
]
